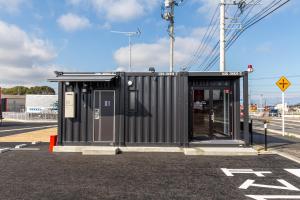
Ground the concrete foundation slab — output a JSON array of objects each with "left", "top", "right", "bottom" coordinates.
[
  {"left": 53, "top": 146, "right": 257, "bottom": 156},
  {"left": 53, "top": 146, "right": 119, "bottom": 155}
]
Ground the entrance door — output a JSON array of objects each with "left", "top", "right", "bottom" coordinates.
[
  {"left": 192, "top": 88, "right": 231, "bottom": 141},
  {"left": 192, "top": 89, "right": 211, "bottom": 140},
  {"left": 93, "top": 90, "right": 115, "bottom": 142}
]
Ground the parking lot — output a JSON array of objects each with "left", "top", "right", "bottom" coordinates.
[{"left": 0, "top": 143, "right": 300, "bottom": 200}]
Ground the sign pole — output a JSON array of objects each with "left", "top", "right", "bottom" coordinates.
[
  {"left": 282, "top": 91, "right": 285, "bottom": 136},
  {"left": 276, "top": 76, "right": 290, "bottom": 137}
]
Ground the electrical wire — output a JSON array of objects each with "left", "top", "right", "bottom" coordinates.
[
  {"left": 201, "top": 0, "right": 263, "bottom": 71},
  {"left": 200, "top": 2, "right": 259, "bottom": 71},
  {"left": 201, "top": 0, "right": 290, "bottom": 72},
  {"left": 183, "top": 4, "right": 220, "bottom": 71},
  {"left": 204, "top": 0, "right": 288, "bottom": 71}
]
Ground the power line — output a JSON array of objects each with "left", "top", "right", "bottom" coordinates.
[
  {"left": 250, "top": 75, "right": 300, "bottom": 80},
  {"left": 206, "top": 0, "right": 289, "bottom": 71},
  {"left": 202, "top": 0, "right": 279, "bottom": 71},
  {"left": 199, "top": 0, "right": 260, "bottom": 71},
  {"left": 183, "top": 5, "right": 220, "bottom": 71},
  {"left": 202, "top": 0, "right": 290, "bottom": 72},
  {"left": 202, "top": 0, "right": 263, "bottom": 71}
]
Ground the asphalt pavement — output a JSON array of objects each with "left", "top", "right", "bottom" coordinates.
[
  {"left": 0, "top": 144, "right": 300, "bottom": 200},
  {"left": 0, "top": 121, "right": 57, "bottom": 137}
]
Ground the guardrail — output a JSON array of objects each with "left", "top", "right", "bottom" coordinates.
[{"left": 3, "top": 112, "right": 58, "bottom": 122}]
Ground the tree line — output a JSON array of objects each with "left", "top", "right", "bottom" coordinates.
[{"left": 1, "top": 86, "right": 55, "bottom": 95}]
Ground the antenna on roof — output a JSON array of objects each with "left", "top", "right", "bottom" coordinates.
[{"left": 111, "top": 28, "right": 141, "bottom": 72}]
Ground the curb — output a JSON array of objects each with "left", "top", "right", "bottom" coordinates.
[
  {"left": 272, "top": 150, "right": 300, "bottom": 165},
  {"left": 254, "top": 144, "right": 300, "bottom": 164}
]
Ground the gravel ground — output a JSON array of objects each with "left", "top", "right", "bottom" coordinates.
[{"left": 0, "top": 144, "right": 300, "bottom": 200}]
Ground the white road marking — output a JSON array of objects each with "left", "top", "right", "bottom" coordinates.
[
  {"left": 0, "top": 148, "right": 11, "bottom": 153},
  {"left": 246, "top": 195, "right": 300, "bottom": 200},
  {"left": 271, "top": 118, "right": 300, "bottom": 123},
  {"left": 239, "top": 179, "right": 300, "bottom": 191},
  {"left": 15, "top": 144, "right": 27, "bottom": 149},
  {"left": 31, "top": 141, "right": 41, "bottom": 145},
  {"left": 0, "top": 125, "right": 57, "bottom": 133},
  {"left": 285, "top": 169, "right": 300, "bottom": 178},
  {"left": 270, "top": 121, "right": 300, "bottom": 127},
  {"left": 221, "top": 168, "right": 272, "bottom": 177}
]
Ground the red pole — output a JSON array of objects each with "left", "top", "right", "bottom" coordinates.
[{"left": 49, "top": 135, "right": 57, "bottom": 152}]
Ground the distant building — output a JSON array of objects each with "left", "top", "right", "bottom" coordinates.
[
  {"left": 275, "top": 103, "right": 288, "bottom": 112},
  {"left": 25, "top": 95, "right": 58, "bottom": 113},
  {"left": 1, "top": 95, "right": 26, "bottom": 112}
]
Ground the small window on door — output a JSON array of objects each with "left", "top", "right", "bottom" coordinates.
[
  {"left": 104, "top": 100, "right": 111, "bottom": 107},
  {"left": 129, "top": 90, "right": 137, "bottom": 112}
]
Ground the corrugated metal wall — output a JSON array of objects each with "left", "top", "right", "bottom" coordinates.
[
  {"left": 57, "top": 72, "right": 243, "bottom": 146},
  {"left": 58, "top": 81, "right": 118, "bottom": 145},
  {"left": 123, "top": 73, "right": 187, "bottom": 145}
]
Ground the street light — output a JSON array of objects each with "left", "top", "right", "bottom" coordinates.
[{"left": 111, "top": 28, "right": 141, "bottom": 72}]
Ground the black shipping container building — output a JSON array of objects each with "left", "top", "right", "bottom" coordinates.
[{"left": 49, "top": 71, "right": 250, "bottom": 149}]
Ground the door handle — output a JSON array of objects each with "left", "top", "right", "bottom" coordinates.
[
  {"left": 94, "top": 109, "right": 100, "bottom": 119},
  {"left": 211, "top": 112, "right": 215, "bottom": 123}
]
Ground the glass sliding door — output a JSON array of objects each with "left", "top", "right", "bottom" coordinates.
[
  {"left": 212, "top": 89, "right": 231, "bottom": 139},
  {"left": 192, "top": 88, "right": 232, "bottom": 141},
  {"left": 192, "top": 89, "right": 211, "bottom": 140}
]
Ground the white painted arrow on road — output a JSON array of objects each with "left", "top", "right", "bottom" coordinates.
[
  {"left": 239, "top": 179, "right": 300, "bottom": 191},
  {"left": 285, "top": 169, "right": 300, "bottom": 178},
  {"left": 246, "top": 195, "right": 300, "bottom": 200}
]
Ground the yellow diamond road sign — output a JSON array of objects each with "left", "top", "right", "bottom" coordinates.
[{"left": 276, "top": 76, "right": 291, "bottom": 92}]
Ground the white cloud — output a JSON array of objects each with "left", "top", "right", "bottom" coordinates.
[
  {"left": 114, "top": 27, "right": 214, "bottom": 71},
  {"left": 57, "top": 13, "right": 91, "bottom": 32},
  {"left": 0, "top": 20, "right": 60, "bottom": 86},
  {"left": 0, "top": 0, "right": 26, "bottom": 13},
  {"left": 66, "top": 0, "right": 160, "bottom": 22}
]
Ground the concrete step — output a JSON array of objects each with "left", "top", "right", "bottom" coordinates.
[
  {"left": 82, "top": 148, "right": 118, "bottom": 155},
  {"left": 119, "top": 147, "right": 183, "bottom": 153},
  {"left": 53, "top": 146, "right": 119, "bottom": 155},
  {"left": 184, "top": 147, "right": 258, "bottom": 156}
]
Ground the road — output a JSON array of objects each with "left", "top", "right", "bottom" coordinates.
[
  {"left": 0, "top": 144, "right": 300, "bottom": 200},
  {"left": 252, "top": 117, "right": 300, "bottom": 136},
  {"left": 0, "top": 121, "right": 57, "bottom": 137}
]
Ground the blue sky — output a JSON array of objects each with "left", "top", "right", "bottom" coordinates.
[{"left": 0, "top": 0, "right": 299, "bottom": 104}]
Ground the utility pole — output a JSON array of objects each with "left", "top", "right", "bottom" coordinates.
[
  {"left": 111, "top": 29, "right": 141, "bottom": 72},
  {"left": 169, "top": 2, "right": 175, "bottom": 73},
  {"left": 220, "top": 0, "right": 226, "bottom": 72},
  {"left": 162, "top": 0, "right": 177, "bottom": 72},
  {"left": 219, "top": 0, "right": 250, "bottom": 72}
]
